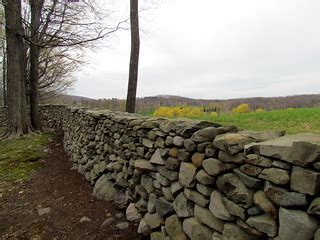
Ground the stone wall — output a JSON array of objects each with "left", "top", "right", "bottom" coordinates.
[{"left": 2, "top": 105, "right": 320, "bottom": 239}]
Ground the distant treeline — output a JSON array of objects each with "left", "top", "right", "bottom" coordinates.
[{"left": 44, "top": 94, "right": 320, "bottom": 113}]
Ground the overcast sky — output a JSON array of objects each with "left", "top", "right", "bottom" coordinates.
[{"left": 71, "top": 0, "right": 320, "bottom": 100}]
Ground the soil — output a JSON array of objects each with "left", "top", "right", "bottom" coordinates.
[{"left": 0, "top": 131, "right": 143, "bottom": 240}]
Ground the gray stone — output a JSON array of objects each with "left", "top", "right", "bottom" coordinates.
[
  {"left": 184, "top": 139, "right": 197, "bottom": 152},
  {"left": 197, "top": 142, "right": 211, "bottom": 152},
  {"left": 126, "top": 203, "right": 142, "bottom": 222},
  {"left": 165, "top": 214, "right": 187, "bottom": 240},
  {"left": 212, "top": 232, "right": 222, "bottom": 240},
  {"left": 173, "top": 136, "right": 185, "bottom": 147},
  {"left": 246, "top": 133, "right": 320, "bottom": 167},
  {"left": 155, "top": 197, "right": 174, "bottom": 217},
  {"left": 141, "top": 175, "right": 155, "bottom": 194},
  {"left": 195, "top": 170, "right": 215, "bottom": 185},
  {"left": 192, "top": 224, "right": 214, "bottom": 240},
  {"left": 158, "top": 166, "right": 178, "bottom": 181},
  {"left": 194, "top": 204, "right": 225, "bottom": 233},
  {"left": 184, "top": 188, "right": 209, "bottom": 207},
  {"left": 279, "top": 207, "right": 319, "bottom": 240},
  {"left": 134, "top": 159, "right": 156, "bottom": 171},
  {"left": 239, "top": 164, "right": 262, "bottom": 176},
  {"left": 290, "top": 166, "right": 320, "bottom": 195},
  {"left": 222, "top": 223, "right": 258, "bottom": 240},
  {"left": 102, "top": 217, "right": 115, "bottom": 226},
  {"left": 245, "top": 154, "right": 273, "bottom": 167},
  {"left": 253, "top": 191, "right": 277, "bottom": 218},
  {"left": 150, "top": 149, "right": 166, "bottom": 165},
  {"left": 150, "top": 232, "right": 170, "bottom": 240},
  {"left": 138, "top": 218, "right": 151, "bottom": 235},
  {"left": 236, "top": 218, "right": 263, "bottom": 237},
  {"left": 37, "top": 207, "right": 51, "bottom": 216},
  {"left": 196, "top": 183, "right": 213, "bottom": 197},
  {"left": 148, "top": 193, "right": 157, "bottom": 213},
  {"left": 173, "top": 192, "right": 194, "bottom": 217},
  {"left": 216, "top": 173, "right": 254, "bottom": 208},
  {"left": 272, "top": 160, "right": 291, "bottom": 170},
  {"left": 213, "top": 133, "right": 255, "bottom": 154},
  {"left": 179, "top": 162, "right": 197, "bottom": 187},
  {"left": 218, "top": 151, "right": 244, "bottom": 164},
  {"left": 259, "top": 168, "right": 290, "bottom": 185},
  {"left": 135, "top": 185, "right": 149, "bottom": 199},
  {"left": 202, "top": 158, "right": 236, "bottom": 176},
  {"left": 240, "top": 129, "right": 285, "bottom": 141},
  {"left": 308, "top": 197, "right": 320, "bottom": 216},
  {"left": 223, "top": 197, "right": 246, "bottom": 220},
  {"left": 191, "top": 152, "right": 205, "bottom": 167},
  {"left": 93, "top": 175, "right": 117, "bottom": 201},
  {"left": 246, "top": 215, "right": 278, "bottom": 237},
  {"left": 155, "top": 137, "right": 166, "bottom": 148},
  {"left": 80, "top": 216, "right": 91, "bottom": 223},
  {"left": 315, "top": 229, "right": 320, "bottom": 240},
  {"left": 144, "top": 212, "right": 164, "bottom": 229},
  {"left": 183, "top": 217, "right": 201, "bottom": 238},
  {"left": 191, "top": 127, "right": 227, "bottom": 143},
  {"left": 264, "top": 182, "right": 307, "bottom": 207},
  {"left": 209, "top": 190, "right": 234, "bottom": 221},
  {"left": 114, "top": 190, "right": 128, "bottom": 209},
  {"left": 178, "top": 149, "right": 191, "bottom": 162},
  {"left": 171, "top": 181, "right": 183, "bottom": 195},
  {"left": 234, "top": 169, "right": 263, "bottom": 189},
  {"left": 142, "top": 138, "right": 154, "bottom": 148},
  {"left": 169, "top": 147, "right": 179, "bottom": 157},
  {"left": 314, "top": 162, "right": 320, "bottom": 171},
  {"left": 246, "top": 206, "right": 261, "bottom": 216},
  {"left": 156, "top": 173, "right": 171, "bottom": 186},
  {"left": 116, "top": 222, "right": 129, "bottom": 229}
]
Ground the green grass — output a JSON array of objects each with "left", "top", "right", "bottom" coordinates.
[
  {"left": 143, "top": 107, "right": 320, "bottom": 134},
  {"left": 0, "top": 133, "right": 51, "bottom": 183}
]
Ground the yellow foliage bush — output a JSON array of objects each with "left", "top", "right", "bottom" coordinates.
[
  {"left": 210, "top": 112, "right": 218, "bottom": 118},
  {"left": 153, "top": 106, "right": 205, "bottom": 118},
  {"left": 255, "top": 108, "right": 264, "bottom": 113},
  {"left": 232, "top": 104, "right": 251, "bottom": 114}
]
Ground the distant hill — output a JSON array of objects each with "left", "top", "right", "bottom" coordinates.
[{"left": 44, "top": 93, "right": 320, "bottom": 112}]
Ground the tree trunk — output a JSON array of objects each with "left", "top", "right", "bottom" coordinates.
[
  {"left": 4, "top": 0, "right": 31, "bottom": 137},
  {"left": 125, "top": 0, "right": 140, "bottom": 113},
  {"left": 29, "top": 0, "right": 44, "bottom": 131},
  {"left": 2, "top": 43, "right": 7, "bottom": 107}
]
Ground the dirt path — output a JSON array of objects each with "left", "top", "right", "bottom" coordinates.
[{"left": 0, "top": 132, "right": 142, "bottom": 240}]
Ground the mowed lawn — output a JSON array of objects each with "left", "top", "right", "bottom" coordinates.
[{"left": 201, "top": 107, "right": 320, "bottom": 134}]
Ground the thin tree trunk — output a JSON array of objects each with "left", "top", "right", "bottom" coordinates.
[
  {"left": 2, "top": 43, "right": 6, "bottom": 107},
  {"left": 125, "top": 0, "right": 140, "bottom": 113},
  {"left": 4, "top": 0, "right": 31, "bottom": 137},
  {"left": 29, "top": 0, "right": 43, "bottom": 131}
]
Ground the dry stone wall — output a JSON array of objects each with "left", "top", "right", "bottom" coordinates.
[{"left": 2, "top": 105, "right": 320, "bottom": 239}]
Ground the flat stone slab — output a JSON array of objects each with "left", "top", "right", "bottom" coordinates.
[{"left": 246, "top": 133, "right": 320, "bottom": 166}]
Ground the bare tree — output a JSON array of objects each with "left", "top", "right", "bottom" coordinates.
[
  {"left": 3, "top": 0, "right": 32, "bottom": 137},
  {"left": 125, "top": 0, "right": 140, "bottom": 113}
]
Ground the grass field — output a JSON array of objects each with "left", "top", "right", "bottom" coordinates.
[{"left": 143, "top": 107, "right": 320, "bottom": 134}]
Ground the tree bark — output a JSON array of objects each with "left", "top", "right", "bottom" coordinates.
[
  {"left": 125, "top": 0, "right": 140, "bottom": 113},
  {"left": 4, "top": 0, "right": 31, "bottom": 137},
  {"left": 2, "top": 43, "right": 7, "bottom": 107},
  {"left": 30, "top": 0, "right": 44, "bottom": 131}
]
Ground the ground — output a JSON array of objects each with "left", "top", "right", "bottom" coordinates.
[{"left": 0, "top": 131, "right": 142, "bottom": 240}]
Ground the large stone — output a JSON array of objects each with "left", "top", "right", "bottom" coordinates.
[
  {"left": 150, "top": 149, "right": 166, "bottom": 165},
  {"left": 223, "top": 197, "right": 246, "bottom": 220},
  {"left": 138, "top": 218, "right": 150, "bottom": 235},
  {"left": 144, "top": 212, "right": 164, "bottom": 229},
  {"left": 279, "top": 208, "right": 319, "bottom": 240},
  {"left": 141, "top": 174, "right": 154, "bottom": 193},
  {"left": 209, "top": 190, "right": 234, "bottom": 221},
  {"left": 236, "top": 218, "right": 263, "bottom": 237},
  {"left": 183, "top": 218, "right": 201, "bottom": 239},
  {"left": 253, "top": 191, "right": 277, "bottom": 218},
  {"left": 216, "top": 173, "right": 254, "bottom": 208},
  {"left": 156, "top": 173, "right": 171, "bottom": 186},
  {"left": 196, "top": 183, "right": 213, "bottom": 197},
  {"left": 195, "top": 170, "right": 215, "bottom": 185},
  {"left": 165, "top": 214, "right": 187, "bottom": 240},
  {"left": 191, "top": 127, "right": 227, "bottom": 143},
  {"left": 245, "top": 154, "right": 273, "bottom": 167},
  {"left": 171, "top": 181, "right": 183, "bottom": 195},
  {"left": 213, "top": 133, "right": 255, "bottom": 154},
  {"left": 134, "top": 159, "right": 156, "bottom": 171},
  {"left": 158, "top": 166, "right": 178, "bottom": 181},
  {"left": 218, "top": 151, "right": 244, "bottom": 164},
  {"left": 315, "top": 229, "right": 320, "bottom": 240},
  {"left": 259, "top": 168, "right": 290, "bottom": 185},
  {"left": 192, "top": 224, "right": 214, "bottom": 240},
  {"left": 150, "top": 232, "right": 170, "bottom": 240},
  {"left": 246, "top": 215, "right": 278, "bottom": 237},
  {"left": 240, "top": 130, "right": 285, "bottom": 142},
  {"left": 264, "top": 182, "right": 307, "bottom": 207},
  {"left": 155, "top": 197, "right": 174, "bottom": 217},
  {"left": 239, "top": 164, "right": 262, "bottom": 176},
  {"left": 179, "top": 162, "right": 197, "bottom": 187},
  {"left": 184, "top": 188, "right": 209, "bottom": 207},
  {"left": 126, "top": 203, "right": 142, "bottom": 222},
  {"left": 290, "top": 166, "right": 320, "bottom": 195},
  {"left": 194, "top": 204, "right": 225, "bottom": 233},
  {"left": 246, "top": 133, "right": 320, "bottom": 166},
  {"left": 202, "top": 158, "right": 236, "bottom": 176},
  {"left": 173, "top": 192, "right": 194, "bottom": 217},
  {"left": 234, "top": 169, "right": 262, "bottom": 189},
  {"left": 93, "top": 175, "right": 117, "bottom": 201},
  {"left": 222, "top": 223, "right": 258, "bottom": 240},
  {"left": 142, "top": 138, "right": 155, "bottom": 148},
  {"left": 184, "top": 139, "right": 197, "bottom": 152},
  {"left": 165, "top": 157, "right": 180, "bottom": 170},
  {"left": 308, "top": 197, "right": 320, "bottom": 216},
  {"left": 173, "top": 136, "right": 185, "bottom": 147}
]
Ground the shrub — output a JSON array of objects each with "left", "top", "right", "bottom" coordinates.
[
  {"left": 255, "top": 108, "right": 264, "bottom": 113},
  {"left": 210, "top": 112, "right": 218, "bottom": 118},
  {"left": 232, "top": 104, "right": 251, "bottom": 114}
]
